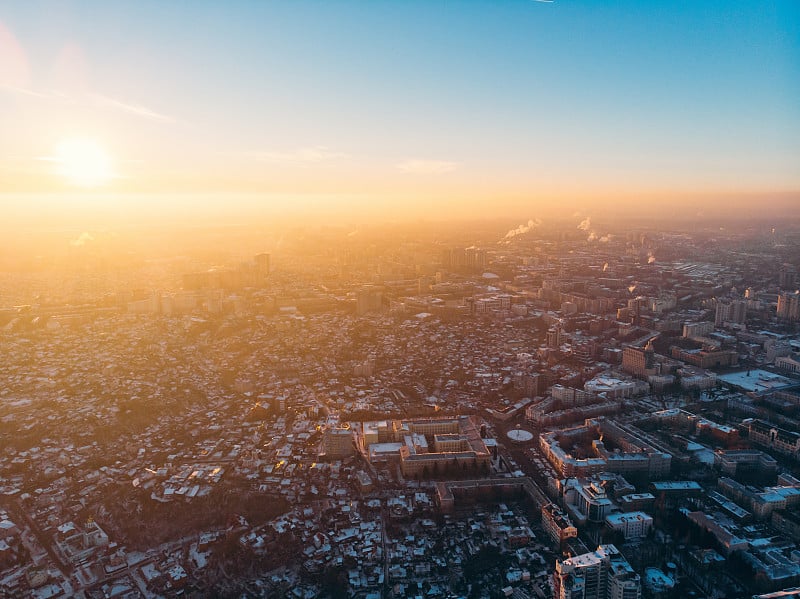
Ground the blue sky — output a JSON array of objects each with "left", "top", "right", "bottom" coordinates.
[{"left": 1, "top": 0, "right": 798, "bottom": 220}]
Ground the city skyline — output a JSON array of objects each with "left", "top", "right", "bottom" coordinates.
[{"left": 1, "top": 0, "right": 799, "bottom": 225}]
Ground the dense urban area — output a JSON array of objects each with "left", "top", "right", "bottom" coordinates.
[{"left": 1, "top": 216, "right": 799, "bottom": 599}]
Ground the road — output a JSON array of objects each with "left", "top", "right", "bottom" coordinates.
[{"left": 380, "top": 505, "right": 389, "bottom": 599}]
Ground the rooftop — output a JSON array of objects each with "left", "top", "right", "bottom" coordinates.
[{"left": 718, "top": 370, "right": 796, "bottom": 394}]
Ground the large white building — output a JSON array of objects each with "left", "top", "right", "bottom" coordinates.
[
  {"left": 539, "top": 419, "right": 671, "bottom": 480},
  {"left": 584, "top": 376, "right": 647, "bottom": 399},
  {"left": 554, "top": 544, "right": 641, "bottom": 599},
  {"left": 605, "top": 512, "right": 653, "bottom": 540},
  {"left": 562, "top": 480, "right": 613, "bottom": 524},
  {"left": 360, "top": 416, "right": 491, "bottom": 477}
]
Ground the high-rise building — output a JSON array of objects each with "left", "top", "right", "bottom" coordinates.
[
  {"left": 464, "top": 247, "right": 487, "bottom": 270},
  {"left": 622, "top": 340, "right": 656, "bottom": 378},
  {"left": 356, "top": 286, "right": 383, "bottom": 315},
  {"left": 547, "top": 324, "right": 564, "bottom": 349},
  {"left": 563, "top": 480, "right": 613, "bottom": 523},
  {"left": 714, "top": 298, "right": 747, "bottom": 327},
  {"left": 779, "top": 265, "right": 797, "bottom": 290},
  {"left": 442, "top": 246, "right": 486, "bottom": 271},
  {"left": 554, "top": 544, "right": 641, "bottom": 599},
  {"left": 777, "top": 292, "right": 800, "bottom": 322},
  {"left": 324, "top": 425, "right": 355, "bottom": 459},
  {"left": 442, "top": 247, "right": 466, "bottom": 270},
  {"left": 254, "top": 253, "right": 270, "bottom": 280}
]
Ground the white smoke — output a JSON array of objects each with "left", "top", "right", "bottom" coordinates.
[
  {"left": 599, "top": 235, "right": 610, "bottom": 243},
  {"left": 587, "top": 231, "right": 598, "bottom": 242},
  {"left": 504, "top": 218, "right": 542, "bottom": 240},
  {"left": 70, "top": 232, "right": 94, "bottom": 247},
  {"left": 602, "top": 263, "right": 608, "bottom": 272},
  {"left": 647, "top": 253, "right": 656, "bottom": 264},
  {"left": 577, "top": 217, "right": 591, "bottom": 232}
]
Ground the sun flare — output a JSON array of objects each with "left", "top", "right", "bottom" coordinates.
[{"left": 53, "top": 138, "right": 113, "bottom": 187}]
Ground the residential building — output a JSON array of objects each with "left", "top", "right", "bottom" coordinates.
[{"left": 554, "top": 544, "right": 641, "bottom": 599}]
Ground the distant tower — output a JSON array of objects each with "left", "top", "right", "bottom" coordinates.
[
  {"left": 779, "top": 265, "right": 797, "bottom": 290},
  {"left": 464, "top": 247, "right": 487, "bottom": 271},
  {"left": 254, "top": 253, "right": 270, "bottom": 281},
  {"left": 777, "top": 292, "right": 800, "bottom": 322},
  {"left": 547, "top": 324, "right": 563, "bottom": 349},
  {"left": 443, "top": 247, "right": 467, "bottom": 271},
  {"left": 356, "top": 286, "right": 383, "bottom": 315}
]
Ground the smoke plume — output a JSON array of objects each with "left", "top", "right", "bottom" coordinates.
[{"left": 503, "top": 219, "right": 542, "bottom": 240}]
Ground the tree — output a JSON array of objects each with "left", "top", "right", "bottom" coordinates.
[{"left": 320, "top": 565, "right": 349, "bottom": 599}]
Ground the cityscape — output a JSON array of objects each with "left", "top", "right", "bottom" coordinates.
[
  {"left": 0, "top": 218, "right": 799, "bottom": 598},
  {"left": 1, "top": 1, "right": 799, "bottom": 599}
]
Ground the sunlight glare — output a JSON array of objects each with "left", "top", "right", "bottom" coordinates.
[{"left": 54, "top": 138, "right": 113, "bottom": 187}]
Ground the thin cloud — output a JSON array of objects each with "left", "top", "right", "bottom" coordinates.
[
  {"left": 396, "top": 159, "right": 459, "bottom": 174},
  {"left": 2, "top": 85, "right": 48, "bottom": 98},
  {"left": 0, "top": 84, "right": 174, "bottom": 123},
  {"left": 90, "top": 94, "right": 174, "bottom": 123},
  {"left": 251, "top": 146, "right": 349, "bottom": 165}
]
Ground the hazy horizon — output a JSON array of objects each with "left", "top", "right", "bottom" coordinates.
[{"left": 2, "top": 189, "right": 799, "bottom": 231}]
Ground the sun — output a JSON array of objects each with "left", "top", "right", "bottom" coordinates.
[{"left": 53, "top": 138, "right": 114, "bottom": 187}]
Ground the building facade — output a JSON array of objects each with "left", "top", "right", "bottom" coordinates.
[{"left": 554, "top": 544, "right": 641, "bottom": 599}]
